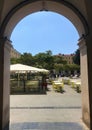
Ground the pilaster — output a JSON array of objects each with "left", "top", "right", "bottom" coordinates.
[
  {"left": 78, "top": 37, "right": 90, "bottom": 128},
  {"left": 0, "top": 37, "right": 12, "bottom": 130}
]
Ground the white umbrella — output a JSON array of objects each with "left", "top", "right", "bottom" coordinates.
[
  {"left": 10, "top": 64, "right": 49, "bottom": 73},
  {"left": 10, "top": 64, "right": 49, "bottom": 88},
  {"left": 40, "top": 68, "right": 49, "bottom": 73},
  {"left": 10, "top": 64, "right": 41, "bottom": 73},
  {"left": 10, "top": 64, "right": 42, "bottom": 87}
]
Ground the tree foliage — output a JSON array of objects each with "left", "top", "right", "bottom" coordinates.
[
  {"left": 34, "top": 50, "right": 54, "bottom": 69},
  {"left": 73, "top": 49, "right": 80, "bottom": 65},
  {"left": 54, "top": 63, "right": 80, "bottom": 73},
  {"left": 19, "top": 53, "right": 34, "bottom": 66},
  {"left": 53, "top": 55, "right": 67, "bottom": 64},
  {"left": 11, "top": 58, "right": 19, "bottom": 64},
  {"left": 10, "top": 50, "right": 80, "bottom": 73},
  {"left": 11, "top": 53, "right": 34, "bottom": 66}
]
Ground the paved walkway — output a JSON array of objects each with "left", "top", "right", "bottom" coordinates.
[{"left": 10, "top": 83, "right": 88, "bottom": 130}]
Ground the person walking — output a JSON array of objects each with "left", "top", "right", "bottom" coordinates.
[{"left": 41, "top": 75, "right": 47, "bottom": 91}]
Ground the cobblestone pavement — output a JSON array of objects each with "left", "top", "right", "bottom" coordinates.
[{"left": 10, "top": 82, "right": 89, "bottom": 130}]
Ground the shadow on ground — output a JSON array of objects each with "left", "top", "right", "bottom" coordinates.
[
  {"left": 10, "top": 122, "right": 83, "bottom": 130},
  {"left": 10, "top": 90, "right": 47, "bottom": 95}
]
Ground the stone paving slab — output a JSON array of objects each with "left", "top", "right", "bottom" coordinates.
[
  {"left": 10, "top": 84, "right": 86, "bottom": 130},
  {"left": 10, "top": 108, "right": 81, "bottom": 123}
]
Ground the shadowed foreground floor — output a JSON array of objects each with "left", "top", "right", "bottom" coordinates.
[{"left": 10, "top": 122, "right": 83, "bottom": 130}]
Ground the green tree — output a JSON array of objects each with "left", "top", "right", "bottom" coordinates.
[
  {"left": 54, "top": 63, "right": 64, "bottom": 72},
  {"left": 73, "top": 49, "right": 80, "bottom": 65},
  {"left": 34, "top": 50, "right": 54, "bottom": 70},
  {"left": 18, "top": 53, "right": 34, "bottom": 66},
  {"left": 53, "top": 55, "right": 67, "bottom": 64},
  {"left": 64, "top": 64, "right": 80, "bottom": 71},
  {"left": 10, "top": 58, "right": 19, "bottom": 64}
]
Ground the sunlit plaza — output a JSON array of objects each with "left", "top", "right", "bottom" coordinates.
[{"left": 10, "top": 77, "right": 88, "bottom": 130}]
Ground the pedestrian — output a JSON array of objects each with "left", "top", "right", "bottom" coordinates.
[{"left": 42, "top": 75, "right": 47, "bottom": 91}]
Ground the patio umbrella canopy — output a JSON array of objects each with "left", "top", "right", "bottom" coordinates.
[
  {"left": 10, "top": 64, "right": 49, "bottom": 73},
  {"left": 10, "top": 64, "right": 49, "bottom": 91}
]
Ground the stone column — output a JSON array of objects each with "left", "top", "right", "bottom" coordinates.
[
  {"left": 0, "top": 37, "right": 12, "bottom": 130},
  {"left": 84, "top": 1, "right": 92, "bottom": 129},
  {"left": 78, "top": 37, "right": 90, "bottom": 129},
  {"left": 86, "top": 35, "right": 92, "bottom": 130}
]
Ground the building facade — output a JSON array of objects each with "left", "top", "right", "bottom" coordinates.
[
  {"left": 61, "top": 54, "right": 74, "bottom": 64},
  {"left": 56, "top": 53, "right": 75, "bottom": 64},
  {"left": 10, "top": 47, "right": 21, "bottom": 58}
]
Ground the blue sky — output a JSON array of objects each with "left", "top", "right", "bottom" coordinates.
[{"left": 11, "top": 11, "right": 79, "bottom": 56}]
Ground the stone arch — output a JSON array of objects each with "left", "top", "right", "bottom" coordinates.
[
  {"left": 0, "top": 0, "right": 91, "bottom": 130},
  {"left": 0, "top": 0, "right": 89, "bottom": 39}
]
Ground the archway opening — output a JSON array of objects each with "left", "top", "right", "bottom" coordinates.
[
  {"left": 10, "top": 11, "right": 79, "bottom": 55},
  {"left": 10, "top": 11, "right": 83, "bottom": 130},
  {"left": 0, "top": 1, "right": 90, "bottom": 130}
]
